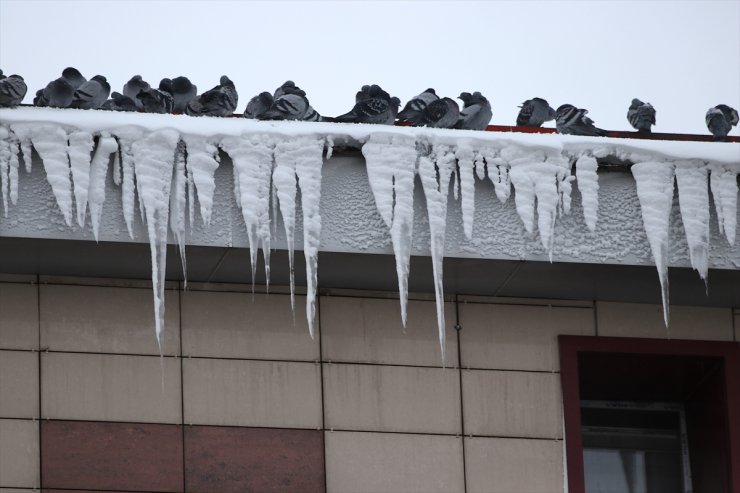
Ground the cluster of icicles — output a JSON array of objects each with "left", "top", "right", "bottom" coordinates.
[{"left": 0, "top": 123, "right": 738, "bottom": 361}]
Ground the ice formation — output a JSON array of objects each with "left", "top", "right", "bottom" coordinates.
[{"left": 0, "top": 107, "right": 738, "bottom": 358}]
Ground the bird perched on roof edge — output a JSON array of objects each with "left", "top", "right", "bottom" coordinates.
[
  {"left": 706, "top": 104, "right": 739, "bottom": 141},
  {"left": 517, "top": 97, "right": 555, "bottom": 127},
  {"left": 455, "top": 91, "right": 492, "bottom": 130},
  {"left": 627, "top": 99, "right": 656, "bottom": 133},
  {"left": 0, "top": 73, "right": 27, "bottom": 107},
  {"left": 555, "top": 104, "right": 608, "bottom": 136},
  {"left": 397, "top": 88, "right": 438, "bottom": 124}
]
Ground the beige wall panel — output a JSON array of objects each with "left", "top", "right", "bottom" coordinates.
[
  {"left": 463, "top": 370, "right": 562, "bottom": 438},
  {"left": 183, "top": 358, "right": 321, "bottom": 429},
  {"left": 0, "top": 283, "right": 38, "bottom": 351},
  {"left": 0, "top": 419, "right": 39, "bottom": 488},
  {"left": 323, "top": 363, "right": 460, "bottom": 434},
  {"left": 597, "top": 302, "right": 733, "bottom": 340},
  {"left": 40, "top": 285, "right": 179, "bottom": 355},
  {"left": 465, "top": 437, "right": 563, "bottom": 493},
  {"left": 181, "top": 291, "right": 317, "bottom": 360},
  {"left": 459, "top": 303, "right": 594, "bottom": 371},
  {"left": 321, "top": 297, "right": 457, "bottom": 367},
  {"left": 325, "top": 431, "right": 464, "bottom": 493},
  {"left": 0, "top": 351, "right": 38, "bottom": 418},
  {"left": 41, "top": 353, "right": 181, "bottom": 423}
]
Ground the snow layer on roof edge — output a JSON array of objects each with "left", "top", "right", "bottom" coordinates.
[{"left": 1, "top": 108, "right": 739, "bottom": 359}]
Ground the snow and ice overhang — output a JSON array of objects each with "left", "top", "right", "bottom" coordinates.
[{"left": 1, "top": 108, "right": 739, "bottom": 348}]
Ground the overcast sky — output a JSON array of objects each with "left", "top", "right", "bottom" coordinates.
[{"left": 1, "top": 0, "right": 738, "bottom": 135}]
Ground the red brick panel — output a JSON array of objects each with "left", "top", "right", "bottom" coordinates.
[
  {"left": 185, "top": 426, "right": 325, "bottom": 493},
  {"left": 42, "top": 420, "right": 184, "bottom": 492}
]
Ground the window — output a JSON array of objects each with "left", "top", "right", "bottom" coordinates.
[{"left": 559, "top": 336, "right": 740, "bottom": 493}]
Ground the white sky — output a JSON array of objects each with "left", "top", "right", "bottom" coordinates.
[{"left": 1, "top": 0, "right": 739, "bottom": 135}]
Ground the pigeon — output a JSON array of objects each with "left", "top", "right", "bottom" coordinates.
[
  {"left": 70, "top": 75, "right": 110, "bottom": 110},
  {"left": 244, "top": 91, "right": 274, "bottom": 119},
  {"left": 555, "top": 104, "right": 608, "bottom": 136},
  {"left": 34, "top": 77, "right": 75, "bottom": 108},
  {"left": 61, "top": 67, "right": 86, "bottom": 90},
  {"left": 455, "top": 91, "right": 492, "bottom": 130},
  {"left": 101, "top": 92, "right": 138, "bottom": 112},
  {"left": 333, "top": 85, "right": 399, "bottom": 125},
  {"left": 627, "top": 99, "right": 656, "bottom": 133},
  {"left": 706, "top": 104, "right": 739, "bottom": 141},
  {"left": 123, "top": 75, "right": 150, "bottom": 110},
  {"left": 185, "top": 75, "right": 237, "bottom": 117},
  {"left": 166, "top": 76, "right": 197, "bottom": 113},
  {"left": 0, "top": 70, "right": 4, "bottom": 80},
  {"left": 516, "top": 97, "right": 556, "bottom": 127},
  {"left": 258, "top": 93, "right": 312, "bottom": 121},
  {"left": 0, "top": 74, "right": 27, "bottom": 107},
  {"left": 415, "top": 97, "right": 460, "bottom": 128},
  {"left": 137, "top": 87, "right": 174, "bottom": 114},
  {"left": 397, "top": 88, "right": 438, "bottom": 123},
  {"left": 273, "top": 80, "right": 305, "bottom": 99}
]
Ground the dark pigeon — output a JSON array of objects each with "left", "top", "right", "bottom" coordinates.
[
  {"left": 516, "top": 97, "right": 555, "bottom": 127},
  {"left": 123, "top": 75, "right": 150, "bottom": 110},
  {"left": 416, "top": 97, "right": 460, "bottom": 128},
  {"left": 555, "top": 104, "right": 608, "bottom": 136},
  {"left": 274, "top": 80, "right": 305, "bottom": 99},
  {"left": 333, "top": 85, "right": 398, "bottom": 125},
  {"left": 185, "top": 75, "right": 237, "bottom": 117},
  {"left": 34, "top": 77, "right": 75, "bottom": 108},
  {"left": 244, "top": 91, "right": 274, "bottom": 119},
  {"left": 627, "top": 98, "right": 656, "bottom": 133},
  {"left": 61, "top": 67, "right": 86, "bottom": 90},
  {"left": 397, "top": 88, "right": 438, "bottom": 123},
  {"left": 0, "top": 74, "right": 27, "bottom": 107},
  {"left": 259, "top": 93, "right": 311, "bottom": 121},
  {"left": 166, "top": 76, "right": 197, "bottom": 113},
  {"left": 706, "top": 104, "right": 739, "bottom": 141},
  {"left": 70, "top": 75, "right": 110, "bottom": 110},
  {"left": 101, "top": 92, "right": 138, "bottom": 112},
  {"left": 455, "top": 91, "right": 492, "bottom": 130},
  {"left": 0, "top": 70, "right": 4, "bottom": 80},
  {"left": 137, "top": 87, "right": 174, "bottom": 114},
  {"left": 355, "top": 85, "right": 371, "bottom": 103}
]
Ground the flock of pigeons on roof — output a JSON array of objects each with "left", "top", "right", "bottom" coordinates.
[{"left": 1, "top": 68, "right": 739, "bottom": 141}]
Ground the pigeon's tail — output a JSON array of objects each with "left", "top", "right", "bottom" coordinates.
[
  {"left": 594, "top": 126, "right": 609, "bottom": 137},
  {"left": 331, "top": 113, "right": 356, "bottom": 123}
]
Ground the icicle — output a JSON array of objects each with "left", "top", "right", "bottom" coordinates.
[
  {"left": 88, "top": 134, "right": 118, "bottom": 242},
  {"left": 12, "top": 128, "right": 32, "bottom": 173},
  {"left": 484, "top": 153, "right": 511, "bottom": 204},
  {"left": 67, "top": 131, "right": 95, "bottom": 227},
  {"left": 182, "top": 135, "right": 220, "bottom": 227},
  {"left": 112, "top": 146, "right": 122, "bottom": 186},
  {"left": 452, "top": 164, "right": 460, "bottom": 201},
  {"left": 132, "top": 129, "right": 179, "bottom": 349},
  {"left": 186, "top": 154, "right": 195, "bottom": 229},
  {"left": 170, "top": 140, "right": 188, "bottom": 285},
  {"left": 474, "top": 151, "right": 486, "bottom": 181},
  {"left": 221, "top": 134, "right": 274, "bottom": 290},
  {"left": 455, "top": 140, "right": 476, "bottom": 240},
  {"left": 362, "top": 133, "right": 417, "bottom": 327},
  {"left": 0, "top": 125, "right": 12, "bottom": 215},
  {"left": 273, "top": 139, "right": 300, "bottom": 313},
  {"left": 558, "top": 167, "right": 575, "bottom": 216},
  {"left": 114, "top": 127, "right": 144, "bottom": 238},
  {"left": 294, "top": 137, "right": 325, "bottom": 339},
  {"left": 418, "top": 143, "right": 456, "bottom": 363},
  {"left": 631, "top": 161, "right": 676, "bottom": 327},
  {"left": 575, "top": 155, "right": 599, "bottom": 231},
  {"left": 325, "top": 135, "right": 334, "bottom": 160},
  {"left": 12, "top": 123, "right": 73, "bottom": 226},
  {"left": 708, "top": 162, "right": 739, "bottom": 245},
  {"left": 675, "top": 161, "right": 710, "bottom": 281}
]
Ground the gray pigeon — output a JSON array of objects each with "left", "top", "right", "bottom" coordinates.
[
  {"left": 416, "top": 97, "right": 460, "bottom": 128},
  {"left": 274, "top": 80, "right": 305, "bottom": 99},
  {"left": 0, "top": 74, "right": 27, "bottom": 107},
  {"left": 123, "top": 75, "right": 150, "bottom": 110},
  {"left": 185, "top": 75, "right": 237, "bottom": 117},
  {"left": 259, "top": 93, "right": 311, "bottom": 121},
  {"left": 166, "top": 76, "right": 197, "bottom": 113},
  {"left": 555, "top": 104, "right": 608, "bottom": 136},
  {"left": 516, "top": 97, "right": 555, "bottom": 127},
  {"left": 101, "top": 92, "right": 138, "bottom": 112},
  {"left": 137, "top": 87, "right": 174, "bottom": 114},
  {"left": 627, "top": 98, "right": 656, "bottom": 133},
  {"left": 61, "top": 67, "right": 86, "bottom": 90},
  {"left": 455, "top": 91, "right": 492, "bottom": 130},
  {"left": 397, "top": 88, "right": 438, "bottom": 123},
  {"left": 244, "top": 91, "right": 274, "bottom": 119},
  {"left": 706, "top": 104, "right": 739, "bottom": 141},
  {"left": 34, "top": 77, "right": 75, "bottom": 108},
  {"left": 333, "top": 85, "right": 398, "bottom": 125},
  {"left": 70, "top": 75, "right": 110, "bottom": 110}
]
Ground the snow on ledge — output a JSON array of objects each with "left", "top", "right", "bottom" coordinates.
[{"left": 1, "top": 106, "right": 739, "bottom": 360}]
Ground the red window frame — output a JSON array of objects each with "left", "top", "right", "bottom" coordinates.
[{"left": 559, "top": 335, "right": 740, "bottom": 492}]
